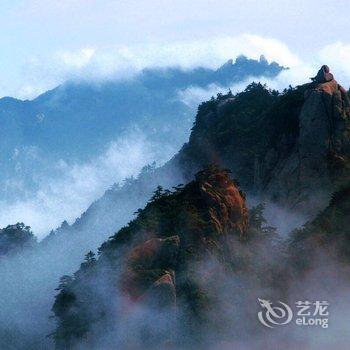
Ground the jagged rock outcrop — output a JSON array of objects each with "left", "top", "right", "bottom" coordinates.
[
  {"left": 311, "top": 64, "right": 334, "bottom": 84},
  {"left": 165, "top": 67, "right": 350, "bottom": 218},
  {"left": 262, "top": 67, "right": 350, "bottom": 213},
  {"left": 51, "top": 167, "right": 256, "bottom": 349}
]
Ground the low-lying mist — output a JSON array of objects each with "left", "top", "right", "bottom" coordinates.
[
  {"left": 1, "top": 66, "right": 349, "bottom": 349},
  {"left": 49, "top": 206, "right": 350, "bottom": 350},
  {"left": 0, "top": 150, "right": 194, "bottom": 350},
  {"left": 0, "top": 127, "right": 177, "bottom": 238},
  {"left": 0, "top": 129, "right": 186, "bottom": 349}
]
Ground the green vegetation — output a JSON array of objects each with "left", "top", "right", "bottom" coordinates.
[
  {"left": 0, "top": 223, "right": 37, "bottom": 257},
  {"left": 289, "top": 186, "right": 350, "bottom": 270},
  {"left": 51, "top": 167, "right": 279, "bottom": 348},
  {"left": 179, "top": 83, "right": 307, "bottom": 190}
]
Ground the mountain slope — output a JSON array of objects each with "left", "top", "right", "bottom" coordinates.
[
  {"left": 51, "top": 167, "right": 279, "bottom": 349},
  {"left": 0, "top": 55, "right": 284, "bottom": 200},
  {"left": 290, "top": 186, "right": 350, "bottom": 269},
  {"left": 47, "top": 68, "right": 350, "bottom": 259},
  {"left": 50, "top": 71, "right": 350, "bottom": 349},
  {"left": 5, "top": 64, "right": 350, "bottom": 350},
  {"left": 174, "top": 70, "right": 350, "bottom": 214}
]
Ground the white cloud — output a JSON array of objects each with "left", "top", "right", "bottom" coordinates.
[
  {"left": 318, "top": 42, "right": 350, "bottom": 87},
  {"left": 15, "top": 34, "right": 300, "bottom": 99},
  {"left": 58, "top": 48, "right": 96, "bottom": 68},
  {"left": 3, "top": 35, "right": 350, "bottom": 236},
  {"left": 16, "top": 34, "right": 350, "bottom": 100},
  {"left": 178, "top": 63, "right": 315, "bottom": 108},
  {"left": 178, "top": 83, "right": 223, "bottom": 108},
  {"left": 0, "top": 128, "right": 173, "bottom": 238}
]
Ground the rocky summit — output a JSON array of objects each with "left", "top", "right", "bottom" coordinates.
[
  {"left": 51, "top": 167, "right": 262, "bottom": 349},
  {"left": 171, "top": 66, "right": 350, "bottom": 218},
  {"left": 263, "top": 67, "right": 350, "bottom": 213}
]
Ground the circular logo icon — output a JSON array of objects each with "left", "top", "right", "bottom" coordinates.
[{"left": 258, "top": 298, "right": 293, "bottom": 328}]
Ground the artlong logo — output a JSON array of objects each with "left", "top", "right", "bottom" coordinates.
[
  {"left": 258, "top": 299, "right": 329, "bottom": 329},
  {"left": 258, "top": 298, "right": 293, "bottom": 328}
]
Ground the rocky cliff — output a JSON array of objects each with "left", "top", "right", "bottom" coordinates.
[
  {"left": 174, "top": 67, "right": 350, "bottom": 217},
  {"left": 262, "top": 75, "right": 350, "bottom": 213},
  {"left": 51, "top": 167, "right": 279, "bottom": 349},
  {"left": 46, "top": 67, "right": 350, "bottom": 265},
  {"left": 50, "top": 67, "right": 350, "bottom": 349}
]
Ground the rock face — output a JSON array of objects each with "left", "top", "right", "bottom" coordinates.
[
  {"left": 47, "top": 68, "right": 349, "bottom": 258},
  {"left": 311, "top": 64, "right": 334, "bottom": 84},
  {"left": 50, "top": 67, "right": 350, "bottom": 349},
  {"left": 262, "top": 70, "right": 350, "bottom": 213},
  {"left": 196, "top": 168, "right": 248, "bottom": 239},
  {"left": 171, "top": 67, "right": 350, "bottom": 217},
  {"left": 52, "top": 167, "right": 251, "bottom": 349},
  {"left": 121, "top": 236, "right": 179, "bottom": 302}
]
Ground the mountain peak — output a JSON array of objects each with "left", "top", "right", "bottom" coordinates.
[
  {"left": 309, "top": 65, "right": 348, "bottom": 95},
  {"left": 52, "top": 167, "right": 249, "bottom": 347},
  {"left": 224, "top": 58, "right": 234, "bottom": 66},
  {"left": 235, "top": 54, "right": 249, "bottom": 63},
  {"left": 214, "top": 55, "right": 285, "bottom": 84},
  {"left": 259, "top": 54, "right": 268, "bottom": 64}
]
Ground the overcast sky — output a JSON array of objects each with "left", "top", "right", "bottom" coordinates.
[{"left": 1, "top": 0, "right": 350, "bottom": 98}]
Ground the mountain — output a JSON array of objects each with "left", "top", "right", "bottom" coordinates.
[
  {"left": 49, "top": 67, "right": 350, "bottom": 249},
  {"left": 0, "top": 55, "right": 284, "bottom": 201},
  {"left": 51, "top": 167, "right": 280, "bottom": 349},
  {"left": 0, "top": 223, "right": 37, "bottom": 258},
  {"left": 50, "top": 168, "right": 350, "bottom": 349},
  {"left": 40, "top": 67, "right": 350, "bottom": 275},
  {"left": 50, "top": 68, "right": 350, "bottom": 349},
  {"left": 3, "top": 64, "right": 350, "bottom": 349},
  {"left": 173, "top": 69, "right": 350, "bottom": 215},
  {"left": 0, "top": 56, "right": 286, "bottom": 350}
]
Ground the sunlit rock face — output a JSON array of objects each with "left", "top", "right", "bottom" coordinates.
[{"left": 51, "top": 167, "right": 252, "bottom": 349}]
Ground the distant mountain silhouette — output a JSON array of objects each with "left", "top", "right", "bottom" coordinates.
[{"left": 0, "top": 55, "right": 284, "bottom": 199}]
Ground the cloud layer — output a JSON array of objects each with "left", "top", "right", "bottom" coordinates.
[
  {"left": 13, "top": 34, "right": 350, "bottom": 100},
  {"left": 15, "top": 34, "right": 300, "bottom": 99},
  {"left": 0, "top": 128, "right": 174, "bottom": 238}
]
